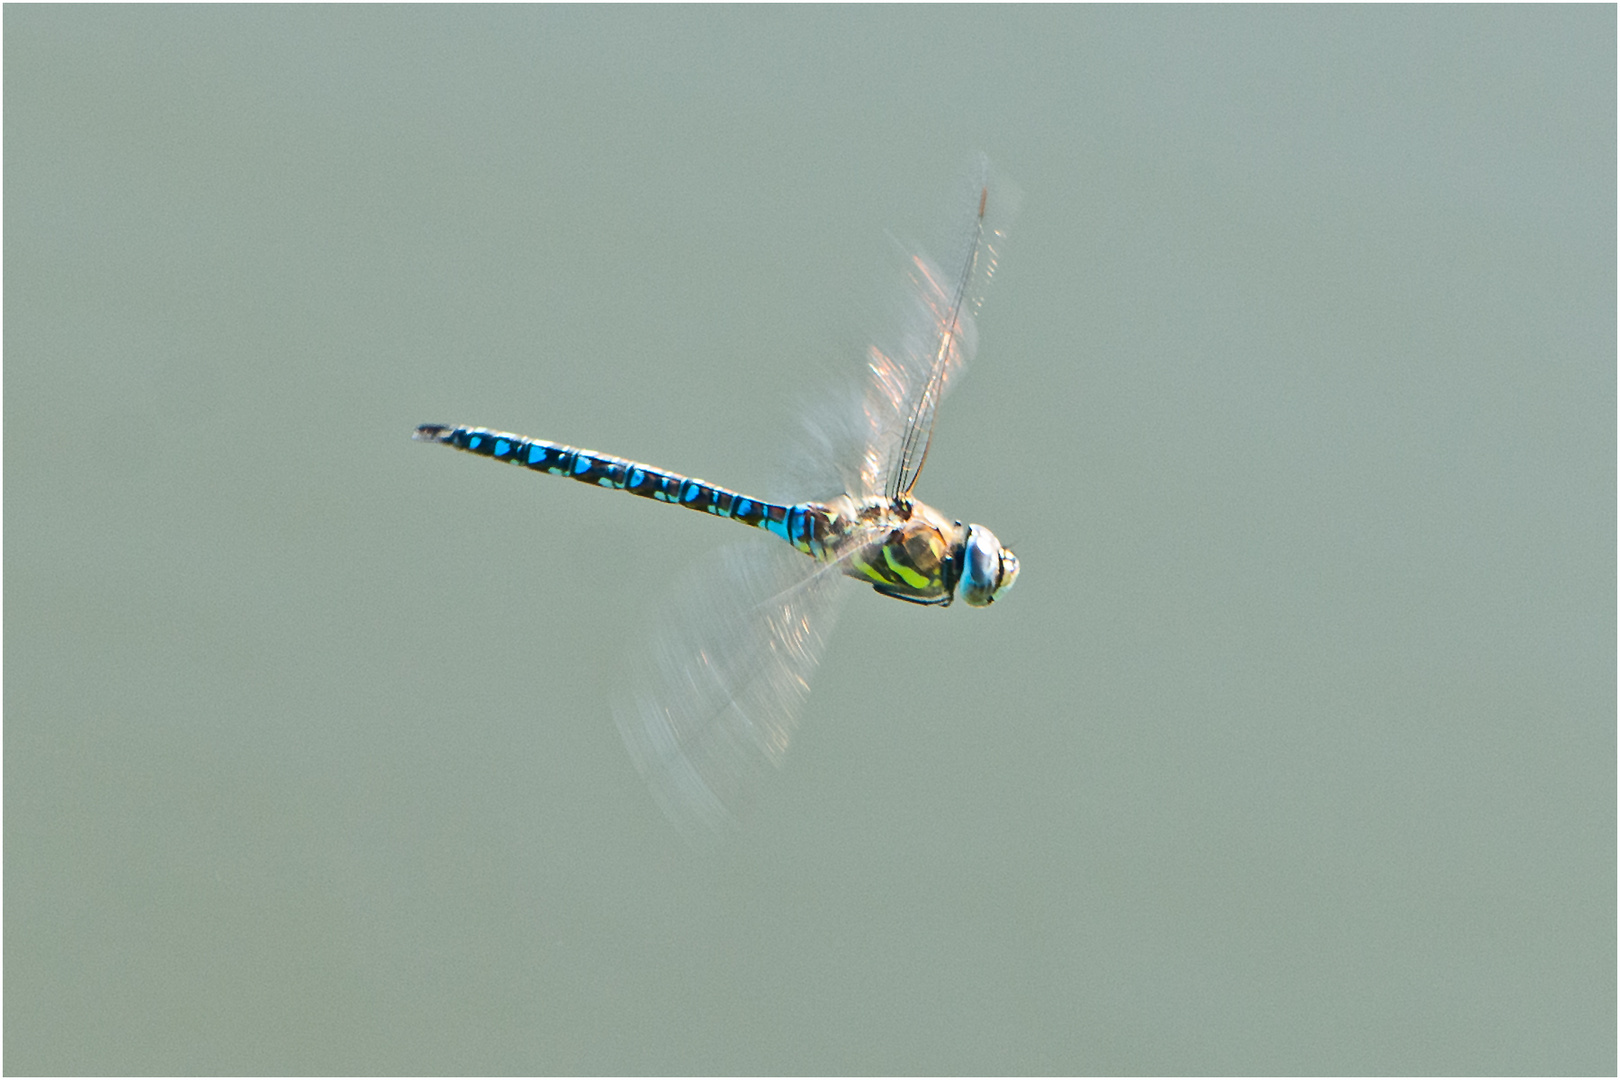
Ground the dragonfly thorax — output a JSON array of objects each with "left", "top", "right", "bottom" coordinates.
[{"left": 809, "top": 494, "right": 1015, "bottom": 608}]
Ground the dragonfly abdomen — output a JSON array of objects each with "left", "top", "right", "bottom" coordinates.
[{"left": 415, "top": 424, "right": 834, "bottom": 556}]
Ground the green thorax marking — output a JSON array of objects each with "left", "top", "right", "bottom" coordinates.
[{"left": 812, "top": 495, "right": 968, "bottom": 605}]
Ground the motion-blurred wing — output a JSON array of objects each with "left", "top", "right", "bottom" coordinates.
[
  {"left": 853, "top": 159, "right": 1018, "bottom": 500},
  {"left": 614, "top": 538, "right": 851, "bottom": 842},
  {"left": 781, "top": 159, "right": 1017, "bottom": 504}
]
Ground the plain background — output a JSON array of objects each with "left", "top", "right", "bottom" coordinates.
[{"left": 6, "top": 7, "right": 1614, "bottom": 1074}]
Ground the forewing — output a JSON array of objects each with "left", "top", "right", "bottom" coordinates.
[{"left": 783, "top": 159, "right": 1017, "bottom": 503}]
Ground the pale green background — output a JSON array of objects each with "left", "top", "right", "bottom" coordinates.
[{"left": 6, "top": 6, "right": 1613, "bottom": 1074}]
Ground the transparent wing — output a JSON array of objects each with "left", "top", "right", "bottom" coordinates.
[
  {"left": 786, "top": 157, "right": 1019, "bottom": 503},
  {"left": 613, "top": 537, "right": 852, "bottom": 843}
]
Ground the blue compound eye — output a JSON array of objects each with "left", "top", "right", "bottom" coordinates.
[{"left": 960, "top": 524, "right": 1017, "bottom": 607}]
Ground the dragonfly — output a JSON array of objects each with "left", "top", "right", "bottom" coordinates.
[{"left": 416, "top": 159, "right": 1019, "bottom": 840}]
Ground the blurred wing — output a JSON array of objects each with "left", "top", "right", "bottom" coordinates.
[
  {"left": 614, "top": 538, "right": 851, "bottom": 842},
  {"left": 789, "top": 158, "right": 1017, "bottom": 503},
  {"left": 776, "top": 159, "right": 1018, "bottom": 505}
]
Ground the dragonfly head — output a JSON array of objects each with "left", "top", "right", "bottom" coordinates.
[{"left": 959, "top": 523, "right": 1019, "bottom": 607}]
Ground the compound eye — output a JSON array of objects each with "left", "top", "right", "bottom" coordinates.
[{"left": 960, "top": 524, "right": 1006, "bottom": 607}]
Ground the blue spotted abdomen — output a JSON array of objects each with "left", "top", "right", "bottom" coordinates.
[{"left": 415, "top": 424, "right": 833, "bottom": 556}]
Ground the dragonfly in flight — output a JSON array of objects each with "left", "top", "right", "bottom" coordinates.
[{"left": 417, "top": 159, "right": 1019, "bottom": 840}]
